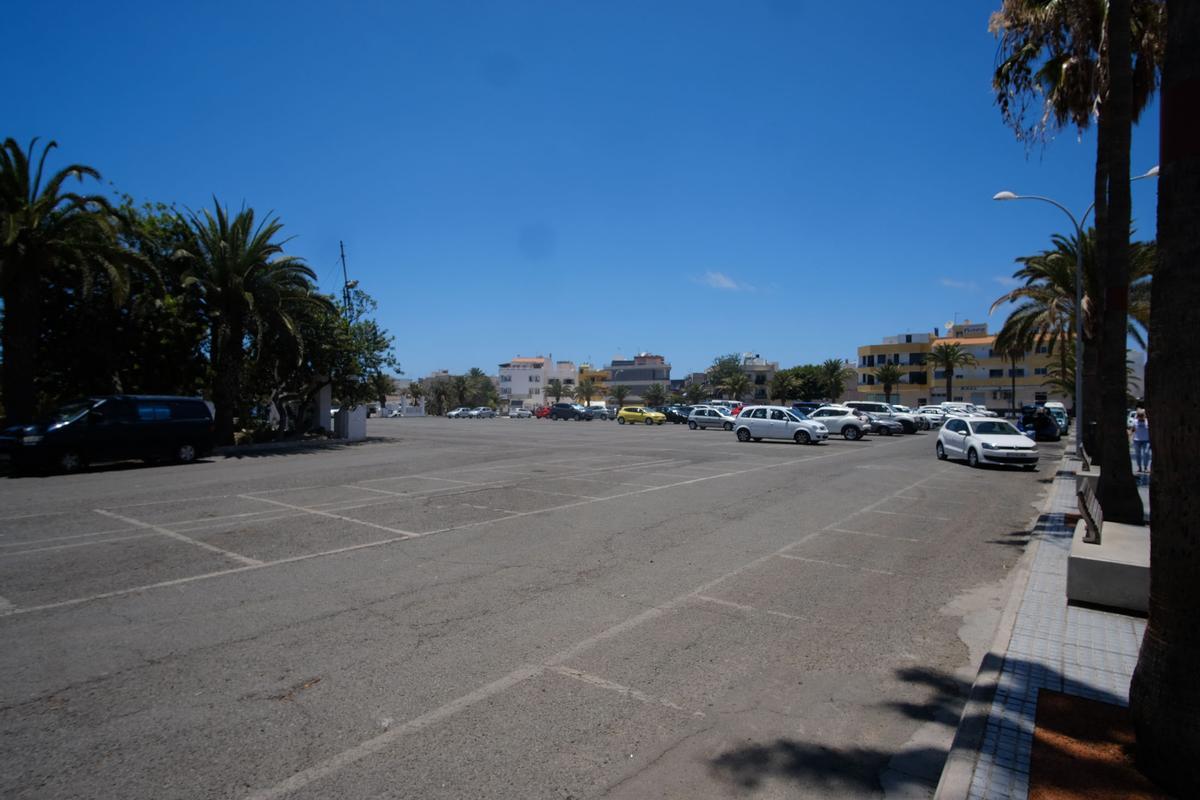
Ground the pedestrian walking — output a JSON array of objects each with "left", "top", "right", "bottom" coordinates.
[{"left": 1130, "top": 410, "right": 1151, "bottom": 473}]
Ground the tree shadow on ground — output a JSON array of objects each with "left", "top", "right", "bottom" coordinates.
[
  {"left": 707, "top": 659, "right": 1130, "bottom": 796},
  {"left": 986, "top": 529, "right": 1033, "bottom": 548}
]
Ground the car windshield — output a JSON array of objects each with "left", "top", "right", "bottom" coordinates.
[
  {"left": 47, "top": 400, "right": 95, "bottom": 425},
  {"left": 785, "top": 411, "right": 804, "bottom": 422},
  {"left": 971, "top": 420, "right": 1020, "bottom": 436}
]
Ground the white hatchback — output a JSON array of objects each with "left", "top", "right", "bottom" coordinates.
[
  {"left": 734, "top": 406, "right": 828, "bottom": 445},
  {"left": 936, "top": 417, "right": 1039, "bottom": 469}
]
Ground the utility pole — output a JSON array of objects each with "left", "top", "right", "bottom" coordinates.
[{"left": 339, "top": 241, "right": 351, "bottom": 310}]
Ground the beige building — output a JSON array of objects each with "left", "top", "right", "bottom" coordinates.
[{"left": 856, "top": 321, "right": 1069, "bottom": 410}]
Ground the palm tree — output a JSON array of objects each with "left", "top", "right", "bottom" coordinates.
[
  {"left": 872, "top": 363, "right": 904, "bottom": 406},
  {"left": 927, "top": 343, "right": 978, "bottom": 403},
  {"left": 642, "top": 383, "right": 667, "bottom": 407},
  {"left": 720, "top": 372, "right": 751, "bottom": 402},
  {"left": 608, "top": 384, "right": 631, "bottom": 408},
  {"left": 1130, "top": 6, "right": 1200, "bottom": 787},
  {"left": 683, "top": 383, "right": 707, "bottom": 405},
  {"left": 0, "top": 138, "right": 141, "bottom": 423},
  {"left": 819, "top": 359, "right": 855, "bottom": 402},
  {"left": 768, "top": 372, "right": 794, "bottom": 404},
  {"left": 406, "top": 381, "right": 423, "bottom": 407},
  {"left": 178, "top": 200, "right": 329, "bottom": 443},
  {"left": 429, "top": 382, "right": 451, "bottom": 416},
  {"left": 575, "top": 377, "right": 597, "bottom": 406},
  {"left": 545, "top": 378, "right": 566, "bottom": 403}
]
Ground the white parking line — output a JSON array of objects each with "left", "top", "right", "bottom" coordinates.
[
  {"left": 548, "top": 666, "right": 704, "bottom": 718},
  {"left": 776, "top": 552, "right": 896, "bottom": 576},
  {"left": 863, "top": 509, "right": 951, "bottom": 521},
  {"left": 239, "top": 495, "right": 418, "bottom": 539},
  {"left": 693, "top": 594, "right": 809, "bottom": 623},
  {"left": 823, "top": 527, "right": 924, "bottom": 544},
  {"left": 0, "top": 526, "right": 140, "bottom": 547},
  {"left": 0, "top": 532, "right": 158, "bottom": 557},
  {"left": 94, "top": 510, "right": 263, "bottom": 566}
]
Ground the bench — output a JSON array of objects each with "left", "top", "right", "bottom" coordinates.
[
  {"left": 1066, "top": 480, "right": 1150, "bottom": 614},
  {"left": 1075, "top": 445, "right": 1101, "bottom": 496}
]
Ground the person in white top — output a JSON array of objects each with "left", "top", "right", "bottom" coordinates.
[{"left": 1130, "top": 410, "right": 1151, "bottom": 473}]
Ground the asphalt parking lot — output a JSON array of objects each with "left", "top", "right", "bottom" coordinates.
[{"left": 0, "top": 416, "right": 1061, "bottom": 799}]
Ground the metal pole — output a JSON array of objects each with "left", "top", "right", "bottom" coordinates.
[{"left": 1072, "top": 220, "right": 1085, "bottom": 459}]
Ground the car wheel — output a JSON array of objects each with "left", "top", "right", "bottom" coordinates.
[
  {"left": 882, "top": 427, "right": 893, "bottom": 436},
  {"left": 723, "top": 422, "right": 733, "bottom": 431},
  {"left": 967, "top": 448, "right": 980, "bottom": 468},
  {"left": 936, "top": 441, "right": 947, "bottom": 460},
  {"left": 175, "top": 443, "right": 197, "bottom": 464},
  {"left": 644, "top": 418, "right": 653, "bottom": 425},
  {"left": 843, "top": 426, "right": 861, "bottom": 441},
  {"left": 795, "top": 430, "right": 811, "bottom": 445},
  {"left": 58, "top": 450, "right": 86, "bottom": 473},
  {"left": 688, "top": 421, "right": 697, "bottom": 430},
  {"left": 618, "top": 417, "right": 625, "bottom": 425},
  {"left": 736, "top": 428, "right": 751, "bottom": 442}
]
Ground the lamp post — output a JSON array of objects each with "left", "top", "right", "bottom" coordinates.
[{"left": 993, "top": 166, "right": 1158, "bottom": 458}]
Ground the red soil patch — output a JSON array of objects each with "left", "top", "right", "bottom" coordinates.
[{"left": 1029, "top": 690, "right": 1174, "bottom": 800}]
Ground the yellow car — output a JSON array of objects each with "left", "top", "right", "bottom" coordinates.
[{"left": 617, "top": 406, "right": 666, "bottom": 425}]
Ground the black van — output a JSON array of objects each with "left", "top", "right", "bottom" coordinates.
[{"left": 4, "top": 395, "right": 215, "bottom": 473}]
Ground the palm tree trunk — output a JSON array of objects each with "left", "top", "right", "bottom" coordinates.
[
  {"left": 945, "top": 372, "right": 953, "bottom": 403},
  {"left": 1, "top": 269, "right": 41, "bottom": 424},
  {"left": 1011, "top": 356, "right": 1017, "bottom": 416},
  {"left": 211, "top": 319, "right": 243, "bottom": 445},
  {"left": 1095, "top": 0, "right": 1143, "bottom": 523},
  {"left": 1129, "top": 2, "right": 1200, "bottom": 792}
]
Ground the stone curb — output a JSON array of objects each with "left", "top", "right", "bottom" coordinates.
[{"left": 932, "top": 447, "right": 1073, "bottom": 799}]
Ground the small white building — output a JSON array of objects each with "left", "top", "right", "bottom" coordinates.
[{"left": 498, "top": 356, "right": 577, "bottom": 408}]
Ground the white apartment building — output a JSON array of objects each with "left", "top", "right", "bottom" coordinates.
[{"left": 498, "top": 356, "right": 577, "bottom": 407}]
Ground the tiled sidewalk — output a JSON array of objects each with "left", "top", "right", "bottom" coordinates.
[{"left": 956, "top": 460, "right": 1149, "bottom": 800}]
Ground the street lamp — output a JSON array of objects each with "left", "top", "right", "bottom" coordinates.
[{"left": 993, "top": 166, "right": 1159, "bottom": 458}]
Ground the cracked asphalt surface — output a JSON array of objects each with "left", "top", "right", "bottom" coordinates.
[{"left": 0, "top": 416, "right": 1060, "bottom": 798}]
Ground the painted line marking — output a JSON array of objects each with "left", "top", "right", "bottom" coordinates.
[
  {"left": 776, "top": 552, "right": 896, "bottom": 576},
  {"left": 0, "top": 526, "right": 141, "bottom": 547},
  {"left": 0, "top": 532, "right": 159, "bottom": 557},
  {"left": 693, "top": 595, "right": 809, "bottom": 623},
  {"left": 0, "top": 510, "right": 70, "bottom": 522},
  {"left": 357, "top": 474, "right": 487, "bottom": 487},
  {"left": 93, "top": 509, "right": 263, "bottom": 566},
  {"left": 2, "top": 443, "right": 898, "bottom": 619},
  {"left": 547, "top": 666, "right": 704, "bottom": 718},
  {"left": 822, "top": 527, "right": 924, "bottom": 544},
  {"left": 238, "top": 496, "right": 417, "bottom": 539},
  {"left": 863, "top": 509, "right": 951, "bottom": 521}
]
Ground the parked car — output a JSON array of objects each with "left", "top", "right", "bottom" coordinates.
[
  {"left": 915, "top": 406, "right": 948, "bottom": 428},
  {"left": 617, "top": 406, "right": 666, "bottom": 425},
  {"left": 1019, "top": 407, "right": 1062, "bottom": 441},
  {"left": 891, "top": 404, "right": 930, "bottom": 430},
  {"left": 937, "top": 416, "right": 1040, "bottom": 469},
  {"left": 508, "top": 407, "right": 533, "bottom": 419},
  {"left": 1046, "top": 407, "right": 1068, "bottom": 434},
  {"left": 534, "top": 405, "right": 552, "bottom": 419},
  {"left": 469, "top": 407, "right": 496, "bottom": 419},
  {"left": 790, "top": 401, "right": 822, "bottom": 416},
  {"left": 653, "top": 406, "right": 691, "bottom": 424},
  {"left": 447, "top": 407, "right": 473, "bottom": 419},
  {"left": 591, "top": 406, "right": 616, "bottom": 420},
  {"left": 549, "top": 403, "right": 594, "bottom": 421},
  {"left": 846, "top": 401, "right": 918, "bottom": 433},
  {"left": 687, "top": 406, "right": 736, "bottom": 431},
  {"left": 5, "top": 395, "right": 215, "bottom": 473},
  {"left": 807, "top": 405, "right": 870, "bottom": 440},
  {"left": 863, "top": 414, "right": 904, "bottom": 436},
  {"left": 734, "top": 406, "right": 828, "bottom": 445}
]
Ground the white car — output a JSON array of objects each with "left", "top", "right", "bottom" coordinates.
[
  {"left": 734, "top": 406, "right": 828, "bottom": 445},
  {"left": 508, "top": 407, "right": 533, "bottom": 419},
  {"left": 936, "top": 416, "right": 1039, "bottom": 469},
  {"left": 447, "top": 407, "right": 473, "bottom": 419},
  {"left": 808, "top": 405, "right": 870, "bottom": 441},
  {"left": 687, "top": 406, "right": 736, "bottom": 431}
]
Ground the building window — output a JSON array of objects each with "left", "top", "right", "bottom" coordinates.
[
  {"left": 934, "top": 370, "right": 946, "bottom": 380},
  {"left": 1034, "top": 367, "right": 1047, "bottom": 376},
  {"left": 866, "top": 355, "right": 875, "bottom": 367},
  {"left": 909, "top": 353, "right": 925, "bottom": 366},
  {"left": 1008, "top": 368, "right": 1025, "bottom": 378},
  {"left": 1035, "top": 392, "right": 1048, "bottom": 402},
  {"left": 1036, "top": 345, "right": 1049, "bottom": 354},
  {"left": 905, "top": 334, "right": 913, "bottom": 343},
  {"left": 908, "top": 371, "right": 926, "bottom": 385},
  {"left": 989, "top": 369, "right": 1004, "bottom": 378}
]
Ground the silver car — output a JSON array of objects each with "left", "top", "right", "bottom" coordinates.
[
  {"left": 734, "top": 406, "right": 828, "bottom": 444},
  {"left": 687, "top": 406, "right": 736, "bottom": 431},
  {"left": 808, "top": 405, "right": 870, "bottom": 440},
  {"left": 508, "top": 407, "right": 533, "bottom": 419},
  {"left": 469, "top": 407, "right": 496, "bottom": 419},
  {"left": 846, "top": 401, "right": 919, "bottom": 433}
]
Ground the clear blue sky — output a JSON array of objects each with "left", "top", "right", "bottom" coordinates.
[{"left": 6, "top": 1, "right": 1160, "bottom": 378}]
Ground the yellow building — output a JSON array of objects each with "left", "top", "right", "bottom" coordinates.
[
  {"left": 855, "top": 321, "right": 1069, "bottom": 411},
  {"left": 577, "top": 363, "right": 610, "bottom": 395}
]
